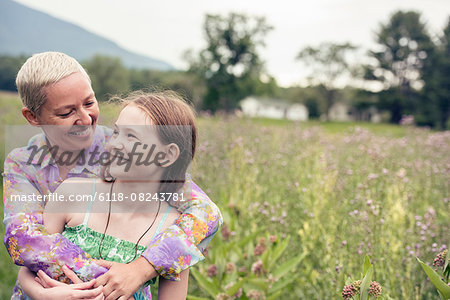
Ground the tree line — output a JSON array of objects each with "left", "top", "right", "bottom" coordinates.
[{"left": 0, "top": 10, "right": 449, "bottom": 129}]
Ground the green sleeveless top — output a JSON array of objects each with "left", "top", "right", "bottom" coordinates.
[{"left": 62, "top": 179, "right": 173, "bottom": 298}]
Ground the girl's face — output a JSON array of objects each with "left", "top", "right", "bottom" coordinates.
[{"left": 107, "top": 105, "right": 174, "bottom": 180}]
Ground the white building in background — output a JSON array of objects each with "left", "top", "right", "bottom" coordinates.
[
  {"left": 240, "top": 96, "right": 308, "bottom": 121},
  {"left": 326, "top": 102, "right": 382, "bottom": 123},
  {"left": 327, "top": 102, "right": 353, "bottom": 122}
]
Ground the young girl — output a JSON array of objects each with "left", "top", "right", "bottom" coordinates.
[{"left": 17, "top": 91, "right": 197, "bottom": 299}]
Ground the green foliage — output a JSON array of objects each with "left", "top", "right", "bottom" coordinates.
[
  {"left": 185, "top": 13, "right": 273, "bottom": 112},
  {"left": 419, "top": 18, "right": 450, "bottom": 130},
  {"left": 83, "top": 55, "right": 130, "bottom": 101},
  {"left": 365, "top": 11, "right": 433, "bottom": 123},
  {"left": 417, "top": 251, "right": 450, "bottom": 299},
  {"left": 296, "top": 42, "right": 358, "bottom": 120},
  {"left": 188, "top": 232, "right": 306, "bottom": 299},
  {"left": 129, "top": 69, "right": 205, "bottom": 108},
  {"left": 190, "top": 117, "right": 448, "bottom": 299},
  {"left": 0, "top": 55, "right": 27, "bottom": 91}
]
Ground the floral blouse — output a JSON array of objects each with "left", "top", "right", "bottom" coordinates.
[{"left": 3, "top": 125, "right": 222, "bottom": 289}]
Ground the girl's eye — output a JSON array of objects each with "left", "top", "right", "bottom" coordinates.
[
  {"left": 85, "top": 101, "right": 95, "bottom": 106},
  {"left": 128, "top": 133, "right": 137, "bottom": 139},
  {"left": 113, "top": 130, "right": 119, "bottom": 136}
]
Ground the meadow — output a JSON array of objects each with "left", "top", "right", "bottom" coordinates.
[{"left": 1, "top": 92, "right": 449, "bottom": 299}]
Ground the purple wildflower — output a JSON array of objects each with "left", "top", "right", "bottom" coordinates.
[
  {"left": 433, "top": 249, "right": 448, "bottom": 268},
  {"left": 342, "top": 284, "right": 356, "bottom": 299},
  {"left": 368, "top": 281, "right": 382, "bottom": 297}
]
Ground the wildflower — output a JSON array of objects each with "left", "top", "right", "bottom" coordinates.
[
  {"left": 251, "top": 260, "right": 264, "bottom": 276},
  {"left": 222, "top": 225, "right": 231, "bottom": 241},
  {"left": 265, "top": 274, "right": 277, "bottom": 288},
  {"left": 254, "top": 244, "right": 266, "bottom": 256},
  {"left": 216, "top": 293, "right": 231, "bottom": 300},
  {"left": 342, "top": 284, "right": 356, "bottom": 299},
  {"left": 238, "top": 266, "right": 247, "bottom": 273},
  {"left": 207, "top": 265, "right": 217, "bottom": 277},
  {"left": 433, "top": 249, "right": 448, "bottom": 268},
  {"left": 368, "top": 281, "right": 382, "bottom": 297},
  {"left": 269, "top": 235, "right": 277, "bottom": 243},
  {"left": 226, "top": 262, "right": 235, "bottom": 274},
  {"left": 247, "top": 290, "right": 265, "bottom": 300},
  {"left": 352, "top": 280, "right": 362, "bottom": 293}
]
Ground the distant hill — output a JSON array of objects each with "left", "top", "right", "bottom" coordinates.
[{"left": 0, "top": 0, "right": 174, "bottom": 70}]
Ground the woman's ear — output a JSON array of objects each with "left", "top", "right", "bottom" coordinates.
[
  {"left": 161, "top": 143, "right": 180, "bottom": 168},
  {"left": 22, "top": 107, "right": 40, "bottom": 126}
]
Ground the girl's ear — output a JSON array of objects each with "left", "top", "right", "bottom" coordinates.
[
  {"left": 162, "top": 143, "right": 180, "bottom": 168},
  {"left": 22, "top": 107, "right": 40, "bottom": 126}
]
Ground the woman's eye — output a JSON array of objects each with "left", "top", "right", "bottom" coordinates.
[
  {"left": 128, "top": 133, "right": 137, "bottom": 139},
  {"left": 113, "top": 130, "right": 119, "bottom": 136},
  {"left": 58, "top": 111, "right": 72, "bottom": 117},
  {"left": 85, "top": 101, "right": 95, "bottom": 106}
]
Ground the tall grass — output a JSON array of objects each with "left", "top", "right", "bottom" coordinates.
[{"left": 1, "top": 93, "right": 448, "bottom": 299}]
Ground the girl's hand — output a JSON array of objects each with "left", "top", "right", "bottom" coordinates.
[{"left": 34, "top": 270, "right": 104, "bottom": 300}]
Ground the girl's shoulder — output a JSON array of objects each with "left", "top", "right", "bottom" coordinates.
[{"left": 56, "top": 177, "right": 97, "bottom": 195}]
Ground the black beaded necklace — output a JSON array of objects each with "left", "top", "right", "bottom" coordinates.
[{"left": 98, "top": 179, "right": 161, "bottom": 263}]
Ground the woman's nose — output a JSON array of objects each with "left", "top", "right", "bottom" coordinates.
[{"left": 75, "top": 108, "right": 92, "bottom": 125}]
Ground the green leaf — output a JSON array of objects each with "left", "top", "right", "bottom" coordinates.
[
  {"left": 269, "top": 276, "right": 297, "bottom": 293},
  {"left": 225, "top": 278, "right": 246, "bottom": 297},
  {"left": 417, "top": 257, "right": 450, "bottom": 299},
  {"left": 267, "top": 290, "right": 283, "bottom": 300},
  {"left": 186, "top": 296, "right": 210, "bottom": 300},
  {"left": 267, "top": 236, "right": 290, "bottom": 270},
  {"left": 272, "top": 252, "right": 307, "bottom": 279},
  {"left": 237, "top": 230, "right": 261, "bottom": 248},
  {"left": 246, "top": 278, "right": 269, "bottom": 290},
  {"left": 190, "top": 268, "right": 220, "bottom": 297},
  {"left": 360, "top": 265, "right": 373, "bottom": 300},
  {"left": 363, "top": 255, "right": 372, "bottom": 277}
]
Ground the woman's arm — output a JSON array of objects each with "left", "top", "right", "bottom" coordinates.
[
  {"left": 3, "top": 151, "right": 107, "bottom": 282},
  {"left": 143, "top": 176, "right": 223, "bottom": 279},
  {"left": 18, "top": 267, "right": 103, "bottom": 300},
  {"left": 158, "top": 269, "right": 189, "bottom": 300}
]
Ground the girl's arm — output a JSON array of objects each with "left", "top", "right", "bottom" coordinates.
[{"left": 157, "top": 269, "right": 189, "bottom": 300}]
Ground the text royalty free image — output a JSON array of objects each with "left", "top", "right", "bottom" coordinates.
[{"left": 26, "top": 142, "right": 172, "bottom": 172}]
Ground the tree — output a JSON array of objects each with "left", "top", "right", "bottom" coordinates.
[
  {"left": 296, "top": 42, "right": 357, "bottom": 120},
  {"left": 83, "top": 55, "right": 130, "bottom": 101},
  {"left": 365, "top": 11, "right": 433, "bottom": 123},
  {"left": 186, "top": 13, "right": 273, "bottom": 112},
  {"left": 0, "top": 55, "right": 27, "bottom": 91},
  {"left": 419, "top": 18, "right": 450, "bottom": 129}
]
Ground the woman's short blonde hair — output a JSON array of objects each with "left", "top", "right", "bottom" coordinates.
[{"left": 16, "top": 52, "right": 91, "bottom": 114}]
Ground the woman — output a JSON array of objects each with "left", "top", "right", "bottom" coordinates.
[
  {"left": 17, "top": 92, "right": 196, "bottom": 299},
  {"left": 3, "top": 52, "right": 222, "bottom": 299}
]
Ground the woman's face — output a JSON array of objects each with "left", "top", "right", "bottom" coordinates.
[
  {"left": 36, "top": 72, "right": 99, "bottom": 152},
  {"left": 107, "top": 105, "right": 171, "bottom": 180}
]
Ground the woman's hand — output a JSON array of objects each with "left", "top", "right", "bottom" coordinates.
[
  {"left": 94, "top": 257, "right": 157, "bottom": 300},
  {"left": 34, "top": 270, "right": 104, "bottom": 300}
]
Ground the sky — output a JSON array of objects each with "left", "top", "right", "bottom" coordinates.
[{"left": 14, "top": 0, "right": 450, "bottom": 87}]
